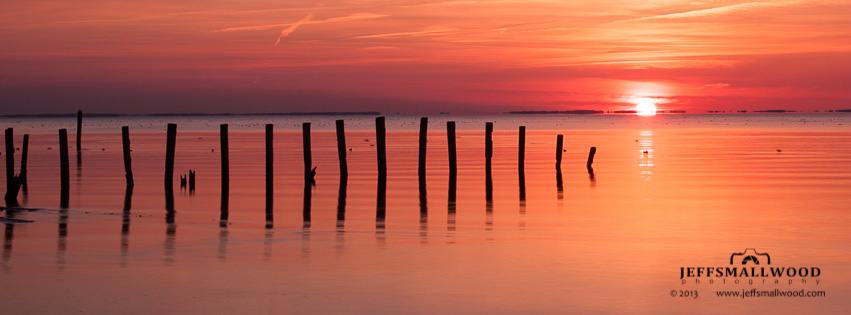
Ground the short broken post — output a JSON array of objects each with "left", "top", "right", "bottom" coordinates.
[{"left": 586, "top": 146, "right": 597, "bottom": 168}]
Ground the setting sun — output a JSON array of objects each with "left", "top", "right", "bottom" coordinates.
[{"left": 635, "top": 101, "right": 657, "bottom": 116}]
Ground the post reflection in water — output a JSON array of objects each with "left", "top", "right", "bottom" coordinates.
[
  {"left": 419, "top": 176, "right": 428, "bottom": 244},
  {"left": 519, "top": 166, "right": 526, "bottom": 229},
  {"left": 120, "top": 184, "right": 133, "bottom": 268},
  {"left": 638, "top": 130, "right": 654, "bottom": 182},
  {"left": 57, "top": 208, "right": 68, "bottom": 271},
  {"left": 556, "top": 166, "right": 564, "bottom": 205},
  {"left": 447, "top": 169, "right": 457, "bottom": 241},
  {"left": 336, "top": 176, "right": 347, "bottom": 252},
  {"left": 376, "top": 173, "right": 387, "bottom": 244},
  {"left": 2, "top": 212, "right": 15, "bottom": 272},
  {"left": 302, "top": 182, "right": 311, "bottom": 257},
  {"left": 165, "top": 187, "right": 176, "bottom": 265}
]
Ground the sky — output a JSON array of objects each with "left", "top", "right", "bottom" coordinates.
[{"left": 2, "top": 0, "right": 850, "bottom": 114}]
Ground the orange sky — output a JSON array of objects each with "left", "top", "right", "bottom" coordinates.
[{"left": 2, "top": 0, "right": 850, "bottom": 114}]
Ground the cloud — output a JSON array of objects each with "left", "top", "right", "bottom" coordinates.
[
  {"left": 635, "top": 1, "right": 797, "bottom": 21},
  {"left": 353, "top": 28, "right": 458, "bottom": 39},
  {"left": 275, "top": 13, "right": 313, "bottom": 45},
  {"left": 702, "top": 83, "right": 731, "bottom": 89},
  {"left": 212, "top": 13, "right": 387, "bottom": 33}
]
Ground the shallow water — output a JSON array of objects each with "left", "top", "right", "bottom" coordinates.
[{"left": 2, "top": 114, "right": 850, "bottom": 314}]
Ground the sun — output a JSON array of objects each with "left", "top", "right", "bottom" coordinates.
[{"left": 635, "top": 100, "right": 657, "bottom": 116}]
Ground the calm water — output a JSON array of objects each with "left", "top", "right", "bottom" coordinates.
[{"left": 1, "top": 114, "right": 850, "bottom": 314}]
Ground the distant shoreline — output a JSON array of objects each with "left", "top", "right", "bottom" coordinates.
[{"left": 0, "top": 112, "right": 382, "bottom": 118}]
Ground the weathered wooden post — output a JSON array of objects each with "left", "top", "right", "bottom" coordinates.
[
  {"left": 518, "top": 126, "right": 525, "bottom": 170},
  {"left": 164, "top": 124, "right": 177, "bottom": 212},
  {"left": 485, "top": 122, "right": 493, "bottom": 204},
  {"left": 165, "top": 124, "right": 177, "bottom": 189},
  {"left": 418, "top": 117, "right": 428, "bottom": 182},
  {"left": 265, "top": 124, "right": 273, "bottom": 226},
  {"left": 555, "top": 134, "right": 563, "bottom": 170},
  {"left": 303, "top": 123, "right": 313, "bottom": 183},
  {"left": 220, "top": 124, "right": 229, "bottom": 227},
  {"left": 21, "top": 134, "right": 28, "bottom": 189},
  {"left": 220, "top": 124, "right": 229, "bottom": 194},
  {"left": 121, "top": 126, "right": 133, "bottom": 187},
  {"left": 59, "top": 129, "right": 70, "bottom": 208},
  {"left": 336, "top": 120, "right": 347, "bottom": 179},
  {"left": 76, "top": 110, "right": 82, "bottom": 150},
  {"left": 376, "top": 116, "right": 386, "bottom": 180},
  {"left": 4, "top": 128, "right": 13, "bottom": 200},
  {"left": 447, "top": 121, "right": 457, "bottom": 177},
  {"left": 4, "top": 128, "right": 19, "bottom": 206},
  {"left": 587, "top": 146, "right": 597, "bottom": 168},
  {"left": 188, "top": 170, "right": 195, "bottom": 192}
]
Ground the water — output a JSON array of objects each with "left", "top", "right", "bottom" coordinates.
[{"left": 1, "top": 114, "right": 850, "bottom": 313}]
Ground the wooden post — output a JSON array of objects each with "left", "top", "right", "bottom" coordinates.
[
  {"left": 265, "top": 124, "right": 273, "bottom": 223},
  {"left": 165, "top": 124, "right": 177, "bottom": 190},
  {"left": 20, "top": 134, "right": 28, "bottom": 189},
  {"left": 587, "top": 146, "right": 597, "bottom": 168},
  {"left": 76, "top": 110, "right": 82, "bottom": 150},
  {"left": 447, "top": 121, "right": 457, "bottom": 177},
  {"left": 335, "top": 120, "right": 347, "bottom": 179},
  {"left": 485, "top": 122, "right": 493, "bottom": 203},
  {"left": 188, "top": 170, "right": 195, "bottom": 193},
  {"left": 376, "top": 116, "right": 386, "bottom": 179},
  {"left": 4, "top": 128, "right": 13, "bottom": 201},
  {"left": 220, "top": 124, "right": 229, "bottom": 227},
  {"left": 220, "top": 124, "right": 229, "bottom": 195},
  {"left": 302, "top": 122, "right": 312, "bottom": 183},
  {"left": 518, "top": 126, "right": 525, "bottom": 170},
  {"left": 418, "top": 117, "right": 428, "bottom": 182},
  {"left": 555, "top": 134, "right": 563, "bottom": 170},
  {"left": 59, "top": 129, "right": 70, "bottom": 208},
  {"left": 121, "top": 126, "right": 133, "bottom": 187}
]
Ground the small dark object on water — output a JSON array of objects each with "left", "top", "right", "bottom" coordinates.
[{"left": 777, "top": 149, "right": 782, "bottom": 152}]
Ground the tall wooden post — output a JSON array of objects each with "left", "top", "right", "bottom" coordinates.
[
  {"left": 518, "top": 126, "right": 525, "bottom": 170},
  {"left": 302, "top": 123, "right": 312, "bottom": 183},
  {"left": 59, "top": 129, "right": 70, "bottom": 208},
  {"left": 418, "top": 117, "right": 428, "bottom": 182},
  {"left": 164, "top": 124, "right": 177, "bottom": 190},
  {"left": 485, "top": 122, "right": 493, "bottom": 204},
  {"left": 555, "top": 134, "right": 564, "bottom": 169},
  {"left": 4, "top": 128, "right": 13, "bottom": 201},
  {"left": 376, "top": 117, "right": 386, "bottom": 179},
  {"left": 20, "top": 134, "right": 28, "bottom": 189},
  {"left": 76, "top": 110, "right": 82, "bottom": 150},
  {"left": 121, "top": 127, "right": 133, "bottom": 187},
  {"left": 265, "top": 124, "right": 274, "bottom": 225},
  {"left": 447, "top": 121, "right": 457, "bottom": 177},
  {"left": 220, "top": 124, "right": 229, "bottom": 227},
  {"left": 336, "top": 120, "right": 347, "bottom": 179}
]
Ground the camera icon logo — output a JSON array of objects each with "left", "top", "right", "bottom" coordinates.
[{"left": 730, "top": 248, "right": 771, "bottom": 265}]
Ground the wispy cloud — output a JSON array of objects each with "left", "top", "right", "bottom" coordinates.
[
  {"left": 353, "top": 28, "right": 458, "bottom": 39},
  {"left": 211, "top": 13, "right": 387, "bottom": 33},
  {"left": 635, "top": 1, "right": 796, "bottom": 21},
  {"left": 275, "top": 13, "right": 313, "bottom": 45}
]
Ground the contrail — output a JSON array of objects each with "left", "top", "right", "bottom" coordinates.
[{"left": 275, "top": 13, "right": 313, "bottom": 45}]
